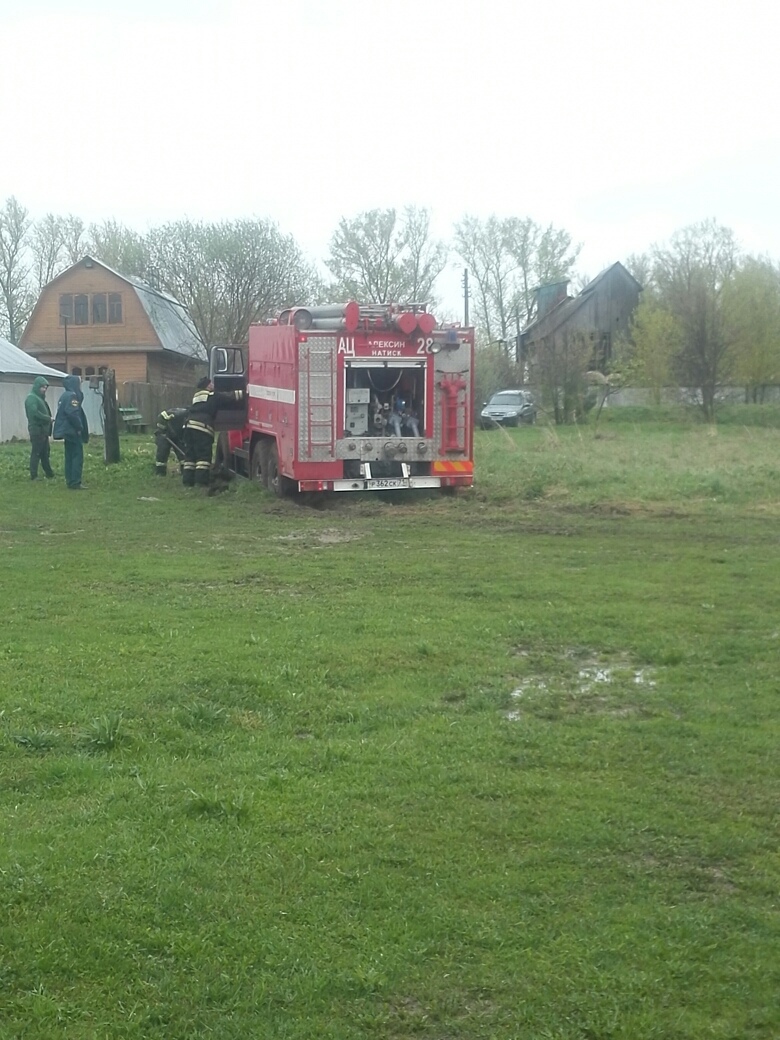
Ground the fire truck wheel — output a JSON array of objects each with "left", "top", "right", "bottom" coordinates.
[
  {"left": 215, "top": 433, "right": 229, "bottom": 468},
  {"left": 265, "top": 443, "right": 286, "bottom": 497},
  {"left": 250, "top": 440, "right": 267, "bottom": 487}
]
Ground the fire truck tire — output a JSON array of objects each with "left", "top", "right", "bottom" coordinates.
[
  {"left": 265, "top": 443, "right": 286, "bottom": 497},
  {"left": 215, "top": 433, "right": 229, "bottom": 469},
  {"left": 250, "top": 440, "right": 268, "bottom": 487}
]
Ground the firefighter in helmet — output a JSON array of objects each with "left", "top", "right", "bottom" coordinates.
[
  {"left": 182, "top": 377, "right": 244, "bottom": 487},
  {"left": 154, "top": 407, "right": 188, "bottom": 476}
]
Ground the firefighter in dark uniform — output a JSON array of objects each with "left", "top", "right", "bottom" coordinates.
[
  {"left": 154, "top": 407, "right": 188, "bottom": 475},
  {"left": 182, "top": 377, "right": 244, "bottom": 487}
]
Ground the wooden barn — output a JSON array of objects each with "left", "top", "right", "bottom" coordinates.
[
  {"left": 20, "top": 256, "right": 206, "bottom": 387},
  {"left": 521, "top": 262, "right": 642, "bottom": 372}
]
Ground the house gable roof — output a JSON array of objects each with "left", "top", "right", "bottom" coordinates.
[
  {"left": 522, "top": 262, "right": 642, "bottom": 339},
  {"left": 24, "top": 257, "right": 204, "bottom": 360}
]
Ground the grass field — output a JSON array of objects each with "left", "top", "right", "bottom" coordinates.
[{"left": 1, "top": 412, "right": 779, "bottom": 1039}]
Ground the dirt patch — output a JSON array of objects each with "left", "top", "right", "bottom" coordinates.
[{"left": 275, "top": 528, "right": 362, "bottom": 545}]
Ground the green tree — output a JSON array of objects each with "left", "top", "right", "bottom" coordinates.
[
  {"left": 326, "top": 207, "right": 446, "bottom": 304},
  {"left": 622, "top": 297, "right": 682, "bottom": 406},
  {"left": 723, "top": 257, "right": 780, "bottom": 402}
]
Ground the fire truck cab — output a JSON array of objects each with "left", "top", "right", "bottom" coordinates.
[{"left": 211, "top": 302, "right": 475, "bottom": 496}]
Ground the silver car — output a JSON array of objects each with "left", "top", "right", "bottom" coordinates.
[{"left": 480, "top": 389, "right": 537, "bottom": 428}]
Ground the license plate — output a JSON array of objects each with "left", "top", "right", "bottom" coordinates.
[{"left": 366, "top": 478, "right": 407, "bottom": 490}]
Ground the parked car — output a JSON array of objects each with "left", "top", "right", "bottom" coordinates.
[{"left": 480, "top": 389, "right": 537, "bottom": 428}]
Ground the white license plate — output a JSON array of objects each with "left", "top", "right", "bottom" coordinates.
[{"left": 366, "top": 478, "right": 408, "bottom": 490}]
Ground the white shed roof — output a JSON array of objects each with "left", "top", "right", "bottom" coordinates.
[{"left": 0, "top": 337, "right": 66, "bottom": 383}]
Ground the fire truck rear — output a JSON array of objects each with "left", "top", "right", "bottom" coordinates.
[{"left": 211, "top": 302, "right": 475, "bottom": 495}]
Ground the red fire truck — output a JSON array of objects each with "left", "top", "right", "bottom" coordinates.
[{"left": 211, "top": 302, "right": 475, "bottom": 496}]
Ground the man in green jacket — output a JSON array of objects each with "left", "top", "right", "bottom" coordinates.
[{"left": 24, "top": 376, "right": 55, "bottom": 480}]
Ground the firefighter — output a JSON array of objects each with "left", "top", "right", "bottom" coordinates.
[
  {"left": 182, "top": 377, "right": 244, "bottom": 488},
  {"left": 154, "top": 407, "right": 188, "bottom": 475}
]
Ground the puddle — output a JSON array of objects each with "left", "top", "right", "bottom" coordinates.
[{"left": 505, "top": 651, "right": 658, "bottom": 720}]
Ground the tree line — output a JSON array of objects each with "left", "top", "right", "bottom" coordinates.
[
  {"left": 0, "top": 197, "right": 578, "bottom": 350},
  {"left": 620, "top": 220, "right": 780, "bottom": 420},
  {"left": 2, "top": 197, "right": 779, "bottom": 421}
]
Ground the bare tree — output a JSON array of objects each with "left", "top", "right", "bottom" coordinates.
[
  {"left": 0, "top": 196, "right": 34, "bottom": 342},
  {"left": 454, "top": 214, "right": 579, "bottom": 345},
  {"left": 455, "top": 215, "right": 511, "bottom": 344},
  {"left": 86, "top": 220, "right": 150, "bottom": 276},
  {"left": 534, "top": 329, "right": 592, "bottom": 424},
  {"left": 326, "top": 207, "right": 446, "bottom": 304},
  {"left": 61, "top": 216, "right": 88, "bottom": 266},
  {"left": 652, "top": 220, "right": 738, "bottom": 420},
  {"left": 30, "top": 214, "right": 67, "bottom": 289},
  {"left": 148, "top": 218, "right": 321, "bottom": 346}
]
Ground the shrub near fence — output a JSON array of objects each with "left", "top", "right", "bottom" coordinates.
[{"left": 119, "top": 382, "right": 195, "bottom": 425}]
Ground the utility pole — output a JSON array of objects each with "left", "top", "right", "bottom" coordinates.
[
  {"left": 462, "top": 268, "right": 470, "bottom": 327},
  {"left": 103, "top": 369, "right": 121, "bottom": 464},
  {"left": 61, "top": 315, "right": 69, "bottom": 373},
  {"left": 515, "top": 309, "right": 523, "bottom": 384}
]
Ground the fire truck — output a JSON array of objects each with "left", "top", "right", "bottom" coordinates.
[{"left": 210, "top": 302, "right": 475, "bottom": 496}]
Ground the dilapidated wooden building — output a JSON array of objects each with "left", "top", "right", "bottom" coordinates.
[{"left": 521, "top": 262, "right": 642, "bottom": 372}]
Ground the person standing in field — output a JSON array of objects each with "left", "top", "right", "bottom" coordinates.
[
  {"left": 25, "top": 376, "right": 55, "bottom": 480},
  {"left": 53, "top": 375, "right": 90, "bottom": 490}
]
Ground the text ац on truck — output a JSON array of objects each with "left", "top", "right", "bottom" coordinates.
[{"left": 210, "top": 301, "right": 475, "bottom": 496}]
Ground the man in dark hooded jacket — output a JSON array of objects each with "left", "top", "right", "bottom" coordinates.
[
  {"left": 24, "top": 375, "right": 55, "bottom": 480},
  {"left": 53, "top": 375, "right": 90, "bottom": 489}
]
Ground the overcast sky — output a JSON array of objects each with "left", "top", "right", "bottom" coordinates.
[{"left": 2, "top": 0, "right": 778, "bottom": 316}]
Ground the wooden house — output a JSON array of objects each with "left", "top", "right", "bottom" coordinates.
[
  {"left": 20, "top": 256, "right": 206, "bottom": 387},
  {"left": 521, "top": 262, "right": 642, "bottom": 372}
]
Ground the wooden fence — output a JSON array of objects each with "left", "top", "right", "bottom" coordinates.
[{"left": 118, "top": 382, "right": 194, "bottom": 424}]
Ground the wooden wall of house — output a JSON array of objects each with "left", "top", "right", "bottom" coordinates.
[
  {"left": 147, "top": 350, "right": 204, "bottom": 387},
  {"left": 27, "top": 350, "right": 149, "bottom": 384},
  {"left": 20, "top": 262, "right": 161, "bottom": 364},
  {"left": 568, "top": 270, "right": 640, "bottom": 340}
]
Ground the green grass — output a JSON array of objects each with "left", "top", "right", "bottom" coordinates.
[{"left": 1, "top": 418, "right": 779, "bottom": 1039}]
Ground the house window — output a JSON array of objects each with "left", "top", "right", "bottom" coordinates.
[
  {"left": 59, "top": 295, "right": 73, "bottom": 324},
  {"left": 71, "top": 366, "right": 82, "bottom": 376},
  {"left": 92, "top": 294, "right": 107, "bottom": 324},
  {"left": 74, "top": 295, "right": 89, "bottom": 325},
  {"left": 108, "top": 293, "right": 123, "bottom": 324},
  {"left": 85, "top": 366, "right": 95, "bottom": 376},
  {"left": 98, "top": 366, "right": 108, "bottom": 375}
]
